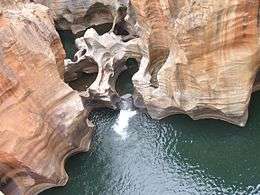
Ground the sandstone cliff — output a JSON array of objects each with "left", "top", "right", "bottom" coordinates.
[
  {"left": 62, "top": 0, "right": 260, "bottom": 126},
  {"left": 0, "top": 1, "right": 93, "bottom": 194},
  {"left": 131, "top": 0, "right": 260, "bottom": 126},
  {"left": 1, "top": 0, "right": 260, "bottom": 194}
]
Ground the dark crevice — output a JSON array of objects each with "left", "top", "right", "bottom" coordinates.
[
  {"left": 255, "top": 70, "right": 260, "bottom": 84},
  {"left": 114, "top": 21, "right": 130, "bottom": 36},
  {"left": 58, "top": 30, "right": 77, "bottom": 59},
  {"left": 68, "top": 72, "right": 98, "bottom": 92},
  {"left": 84, "top": 3, "right": 114, "bottom": 28},
  {"left": 91, "top": 23, "right": 113, "bottom": 35},
  {"left": 115, "top": 58, "right": 139, "bottom": 96},
  {"left": 75, "top": 22, "right": 113, "bottom": 36},
  {"left": 253, "top": 70, "right": 260, "bottom": 92},
  {"left": 85, "top": 21, "right": 130, "bottom": 36},
  {"left": 58, "top": 30, "right": 98, "bottom": 91}
]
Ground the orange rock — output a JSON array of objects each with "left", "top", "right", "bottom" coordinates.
[
  {"left": 0, "top": 2, "right": 93, "bottom": 194},
  {"left": 132, "top": 0, "right": 260, "bottom": 126},
  {"left": 58, "top": 0, "right": 260, "bottom": 126}
]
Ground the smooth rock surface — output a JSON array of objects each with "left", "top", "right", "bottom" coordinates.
[
  {"left": 65, "top": 28, "right": 146, "bottom": 108},
  {"left": 0, "top": 2, "right": 93, "bottom": 194},
  {"left": 131, "top": 0, "right": 260, "bottom": 126},
  {"left": 64, "top": 0, "right": 260, "bottom": 126},
  {"left": 32, "top": 0, "right": 131, "bottom": 34}
]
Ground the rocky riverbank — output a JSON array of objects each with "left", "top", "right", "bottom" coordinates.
[{"left": 1, "top": 0, "right": 260, "bottom": 194}]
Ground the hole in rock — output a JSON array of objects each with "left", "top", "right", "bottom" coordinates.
[
  {"left": 68, "top": 72, "right": 98, "bottom": 92},
  {"left": 116, "top": 58, "right": 139, "bottom": 96},
  {"left": 58, "top": 30, "right": 98, "bottom": 91},
  {"left": 45, "top": 30, "right": 260, "bottom": 195},
  {"left": 84, "top": 20, "right": 129, "bottom": 37},
  {"left": 114, "top": 22, "right": 129, "bottom": 36},
  {"left": 91, "top": 23, "right": 113, "bottom": 35}
]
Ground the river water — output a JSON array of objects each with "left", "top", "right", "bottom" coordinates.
[{"left": 42, "top": 32, "right": 260, "bottom": 195}]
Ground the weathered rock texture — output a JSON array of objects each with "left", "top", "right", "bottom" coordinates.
[
  {"left": 1, "top": 0, "right": 260, "bottom": 193},
  {"left": 0, "top": 2, "right": 93, "bottom": 194},
  {"left": 131, "top": 0, "right": 260, "bottom": 126},
  {"left": 32, "top": 0, "right": 131, "bottom": 34},
  {"left": 65, "top": 28, "right": 145, "bottom": 108},
  {"left": 64, "top": 0, "right": 260, "bottom": 126}
]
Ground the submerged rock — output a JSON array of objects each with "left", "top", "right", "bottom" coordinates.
[{"left": 0, "top": 2, "right": 93, "bottom": 194}]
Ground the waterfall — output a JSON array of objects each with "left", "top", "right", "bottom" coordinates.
[{"left": 113, "top": 94, "right": 136, "bottom": 140}]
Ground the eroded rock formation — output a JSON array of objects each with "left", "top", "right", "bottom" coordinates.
[
  {"left": 64, "top": 0, "right": 260, "bottom": 126},
  {"left": 65, "top": 28, "right": 146, "bottom": 108},
  {"left": 0, "top": 2, "right": 93, "bottom": 194},
  {"left": 1, "top": 0, "right": 260, "bottom": 194},
  {"left": 131, "top": 0, "right": 260, "bottom": 126},
  {"left": 32, "top": 0, "right": 131, "bottom": 34}
]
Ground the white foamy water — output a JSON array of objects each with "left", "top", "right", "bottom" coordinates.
[{"left": 113, "top": 109, "right": 137, "bottom": 140}]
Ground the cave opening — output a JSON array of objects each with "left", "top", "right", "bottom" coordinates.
[
  {"left": 82, "top": 21, "right": 130, "bottom": 36},
  {"left": 68, "top": 72, "right": 98, "bottom": 92}
]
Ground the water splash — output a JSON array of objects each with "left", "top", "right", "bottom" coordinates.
[{"left": 113, "top": 109, "right": 136, "bottom": 140}]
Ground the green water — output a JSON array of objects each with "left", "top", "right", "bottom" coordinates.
[{"left": 42, "top": 32, "right": 260, "bottom": 195}]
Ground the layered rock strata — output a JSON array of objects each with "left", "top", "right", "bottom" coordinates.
[
  {"left": 0, "top": 2, "right": 93, "bottom": 194},
  {"left": 64, "top": 0, "right": 260, "bottom": 126},
  {"left": 1, "top": 0, "right": 260, "bottom": 193},
  {"left": 131, "top": 0, "right": 260, "bottom": 126}
]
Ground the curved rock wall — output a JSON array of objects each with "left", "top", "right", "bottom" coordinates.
[
  {"left": 131, "top": 0, "right": 260, "bottom": 126},
  {"left": 32, "top": 0, "right": 130, "bottom": 34},
  {"left": 62, "top": 0, "right": 260, "bottom": 126},
  {"left": 1, "top": 0, "right": 260, "bottom": 194},
  {"left": 64, "top": 28, "right": 146, "bottom": 109},
  {"left": 0, "top": 2, "right": 93, "bottom": 194}
]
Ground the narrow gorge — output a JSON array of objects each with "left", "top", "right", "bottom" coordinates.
[{"left": 0, "top": 0, "right": 260, "bottom": 194}]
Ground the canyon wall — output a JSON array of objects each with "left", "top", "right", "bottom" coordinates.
[
  {"left": 32, "top": 0, "right": 130, "bottom": 34},
  {"left": 58, "top": 0, "right": 260, "bottom": 126},
  {"left": 131, "top": 0, "right": 260, "bottom": 126},
  {"left": 0, "top": 1, "right": 93, "bottom": 194},
  {"left": 1, "top": 0, "right": 260, "bottom": 194}
]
